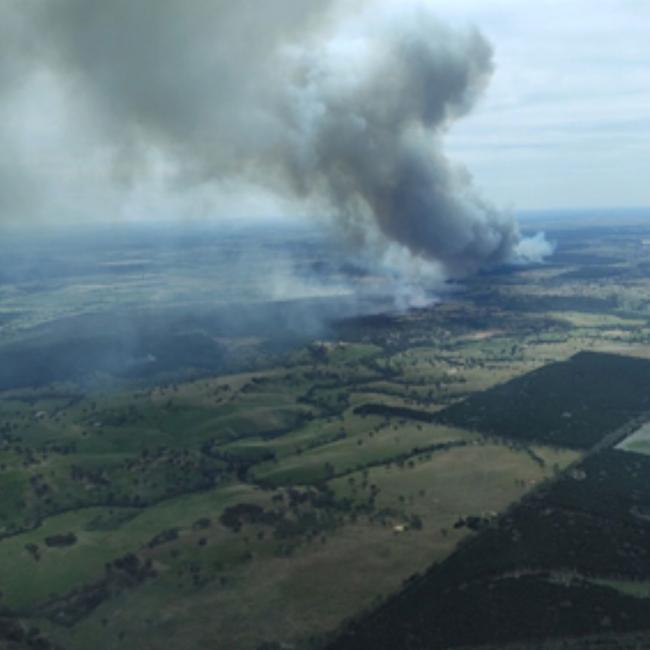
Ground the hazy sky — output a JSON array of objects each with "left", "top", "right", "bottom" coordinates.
[
  {"left": 0, "top": 0, "right": 647, "bottom": 230},
  {"left": 435, "top": 0, "right": 649, "bottom": 211}
]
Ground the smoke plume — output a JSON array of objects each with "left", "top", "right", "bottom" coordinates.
[{"left": 0, "top": 0, "right": 547, "bottom": 277}]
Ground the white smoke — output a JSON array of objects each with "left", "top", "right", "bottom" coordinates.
[{"left": 514, "top": 232, "right": 556, "bottom": 263}]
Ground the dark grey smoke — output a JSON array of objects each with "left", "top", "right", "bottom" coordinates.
[{"left": 1, "top": 0, "right": 549, "bottom": 276}]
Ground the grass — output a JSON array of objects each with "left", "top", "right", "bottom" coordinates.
[
  {"left": 250, "top": 421, "right": 479, "bottom": 486},
  {"left": 329, "top": 441, "right": 578, "bottom": 525},
  {"left": 35, "top": 441, "right": 579, "bottom": 650},
  {"left": 616, "top": 422, "right": 650, "bottom": 456},
  {"left": 546, "top": 311, "right": 646, "bottom": 329},
  {"left": 0, "top": 481, "right": 266, "bottom": 610}
]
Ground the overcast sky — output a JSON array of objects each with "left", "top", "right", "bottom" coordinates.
[
  {"left": 435, "top": 0, "right": 649, "bottom": 211},
  {"left": 0, "top": 0, "right": 647, "bottom": 229}
]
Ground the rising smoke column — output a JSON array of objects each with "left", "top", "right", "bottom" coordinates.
[
  {"left": 271, "top": 8, "right": 519, "bottom": 276},
  {"left": 2, "top": 0, "right": 548, "bottom": 276}
]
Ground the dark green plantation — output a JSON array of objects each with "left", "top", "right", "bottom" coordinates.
[{"left": 435, "top": 351, "right": 650, "bottom": 449}]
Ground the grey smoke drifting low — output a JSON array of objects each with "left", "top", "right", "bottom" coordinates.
[{"left": 1, "top": 0, "right": 549, "bottom": 277}]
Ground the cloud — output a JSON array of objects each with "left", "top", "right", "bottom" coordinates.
[{"left": 441, "top": 0, "right": 650, "bottom": 210}]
